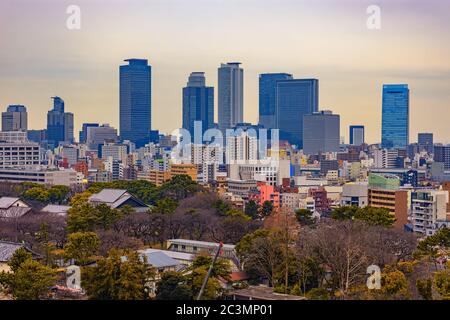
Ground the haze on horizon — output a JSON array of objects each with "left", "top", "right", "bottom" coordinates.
[{"left": 0, "top": 0, "right": 449, "bottom": 144}]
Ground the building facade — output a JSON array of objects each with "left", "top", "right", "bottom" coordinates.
[
  {"left": 349, "top": 125, "right": 365, "bottom": 146},
  {"left": 303, "top": 111, "right": 340, "bottom": 155},
  {"left": 120, "top": 59, "right": 152, "bottom": 148},
  {"left": 182, "top": 72, "right": 214, "bottom": 140},
  {"left": 218, "top": 63, "right": 244, "bottom": 131},
  {"left": 381, "top": 84, "right": 409, "bottom": 149},
  {"left": 2, "top": 105, "right": 27, "bottom": 132},
  {"left": 276, "top": 79, "right": 319, "bottom": 148},
  {"left": 258, "top": 73, "right": 293, "bottom": 129}
]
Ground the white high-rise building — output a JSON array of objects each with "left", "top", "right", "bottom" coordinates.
[
  {"left": 218, "top": 62, "right": 244, "bottom": 131},
  {"left": 411, "top": 190, "right": 449, "bottom": 236}
]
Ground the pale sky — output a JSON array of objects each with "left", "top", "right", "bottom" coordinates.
[{"left": 0, "top": 0, "right": 449, "bottom": 144}]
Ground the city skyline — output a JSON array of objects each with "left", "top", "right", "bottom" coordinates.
[{"left": 0, "top": 0, "right": 450, "bottom": 144}]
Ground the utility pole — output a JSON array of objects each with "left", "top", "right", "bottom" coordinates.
[{"left": 196, "top": 242, "right": 223, "bottom": 300}]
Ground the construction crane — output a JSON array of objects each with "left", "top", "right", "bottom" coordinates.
[{"left": 196, "top": 242, "right": 223, "bottom": 300}]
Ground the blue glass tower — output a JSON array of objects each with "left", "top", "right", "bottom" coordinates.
[
  {"left": 276, "top": 79, "right": 319, "bottom": 148},
  {"left": 120, "top": 59, "right": 151, "bottom": 148},
  {"left": 381, "top": 84, "right": 409, "bottom": 149},
  {"left": 182, "top": 72, "right": 214, "bottom": 142},
  {"left": 47, "top": 97, "right": 74, "bottom": 148},
  {"left": 259, "top": 73, "right": 293, "bottom": 129}
]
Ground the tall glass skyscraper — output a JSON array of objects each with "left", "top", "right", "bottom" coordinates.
[
  {"left": 276, "top": 79, "right": 319, "bottom": 148},
  {"left": 259, "top": 73, "right": 293, "bottom": 129},
  {"left": 218, "top": 62, "right": 243, "bottom": 131},
  {"left": 303, "top": 111, "right": 340, "bottom": 155},
  {"left": 120, "top": 59, "right": 151, "bottom": 148},
  {"left": 381, "top": 84, "right": 409, "bottom": 149},
  {"left": 182, "top": 72, "right": 214, "bottom": 142},
  {"left": 47, "top": 97, "right": 74, "bottom": 148}
]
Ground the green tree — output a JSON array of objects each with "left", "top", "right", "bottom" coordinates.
[
  {"left": 67, "top": 203, "right": 99, "bottom": 232},
  {"left": 48, "top": 185, "right": 71, "bottom": 204},
  {"left": 355, "top": 206, "right": 396, "bottom": 227},
  {"left": 331, "top": 206, "right": 359, "bottom": 221},
  {"left": 22, "top": 186, "right": 50, "bottom": 203},
  {"left": 64, "top": 232, "right": 100, "bottom": 265},
  {"left": 9, "top": 259, "right": 56, "bottom": 300},
  {"left": 94, "top": 203, "right": 122, "bottom": 230},
  {"left": 36, "top": 223, "right": 56, "bottom": 266},
  {"left": 82, "top": 249, "right": 154, "bottom": 300},
  {"left": 244, "top": 200, "right": 259, "bottom": 219},
  {"left": 416, "top": 278, "right": 433, "bottom": 300},
  {"left": 295, "top": 209, "right": 316, "bottom": 226},
  {"left": 151, "top": 198, "right": 178, "bottom": 215},
  {"left": 7, "top": 247, "right": 32, "bottom": 273},
  {"left": 433, "top": 270, "right": 450, "bottom": 300},
  {"left": 381, "top": 267, "right": 410, "bottom": 299},
  {"left": 155, "top": 272, "right": 192, "bottom": 300},
  {"left": 260, "top": 201, "right": 274, "bottom": 218},
  {"left": 160, "top": 175, "right": 199, "bottom": 200}
]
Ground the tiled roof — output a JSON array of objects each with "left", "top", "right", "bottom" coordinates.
[
  {"left": 88, "top": 189, "right": 127, "bottom": 204},
  {"left": 168, "top": 239, "right": 235, "bottom": 250},
  {"left": 41, "top": 205, "right": 71, "bottom": 215},
  {"left": 0, "top": 241, "right": 25, "bottom": 262},
  {"left": 0, "top": 197, "right": 21, "bottom": 209}
]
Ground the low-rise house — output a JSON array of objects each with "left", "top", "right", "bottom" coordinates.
[
  {"left": 166, "top": 239, "right": 240, "bottom": 271},
  {"left": 0, "top": 197, "right": 32, "bottom": 219},
  {"left": 0, "top": 241, "right": 38, "bottom": 272},
  {"left": 88, "top": 189, "right": 149, "bottom": 212},
  {"left": 41, "top": 204, "right": 71, "bottom": 217},
  {"left": 139, "top": 248, "right": 194, "bottom": 267}
]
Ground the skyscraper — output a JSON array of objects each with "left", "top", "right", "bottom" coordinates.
[
  {"left": 120, "top": 59, "right": 151, "bottom": 148},
  {"left": 418, "top": 133, "right": 433, "bottom": 154},
  {"left": 47, "top": 97, "right": 74, "bottom": 148},
  {"left": 303, "top": 110, "right": 340, "bottom": 155},
  {"left": 276, "top": 79, "right": 319, "bottom": 148},
  {"left": 349, "top": 125, "right": 365, "bottom": 146},
  {"left": 259, "top": 73, "right": 293, "bottom": 129},
  {"left": 182, "top": 72, "right": 214, "bottom": 141},
  {"left": 2, "top": 105, "right": 28, "bottom": 132},
  {"left": 218, "top": 62, "right": 243, "bottom": 131},
  {"left": 434, "top": 145, "right": 450, "bottom": 170},
  {"left": 381, "top": 84, "right": 409, "bottom": 149}
]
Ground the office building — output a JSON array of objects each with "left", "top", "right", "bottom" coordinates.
[
  {"left": 0, "top": 168, "right": 77, "bottom": 186},
  {"left": 259, "top": 73, "right": 293, "bottom": 129},
  {"left": 86, "top": 124, "right": 118, "bottom": 150},
  {"left": 276, "top": 79, "right": 319, "bottom": 148},
  {"left": 434, "top": 145, "right": 450, "bottom": 170},
  {"left": 120, "top": 59, "right": 152, "bottom": 148},
  {"left": 0, "top": 131, "right": 28, "bottom": 143},
  {"left": 182, "top": 72, "right": 214, "bottom": 140},
  {"left": 417, "top": 133, "right": 433, "bottom": 154},
  {"left": 368, "top": 173, "right": 409, "bottom": 229},
  {"left": 303, "top": 111, "right": 340, "bottom": 155},
  {"left": 349, "top": 125, "right": 365, "bottom": 146},
  {"left": 341, "top": 182, "right": 368, "bottom": 207},
  {"left": 79, "top": 123, "right": 99, "bottom": 143},
  {"left": 2, "top": 105, "right": 27, "bottom": 132},
  {"left": 411, "top": 190, "right": 449, "bottom": 236},
  {"left": 0, "top": 141, "right": 41, "bottom": 169},
  {"left": 101, "top": 142, "right": 128, "bottom": 164},
  {"left": 374, "top": 148, "right": 401, "bottom": 168},
  {"left": 218, "top": 62, "right": 244, "bottom": 131},
  {"left": 381, "top": 84, "right": 409, "bottom": 149},
  {"left": 27, "top": 130, "right": 47, "bottom": 144},
  {"left": 47, "top": 97, "right": 74, "bottom": 148}
]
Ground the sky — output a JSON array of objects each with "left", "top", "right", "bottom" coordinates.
[{"left": 0, "top": 0, "right": 449, "bottom": 144}]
